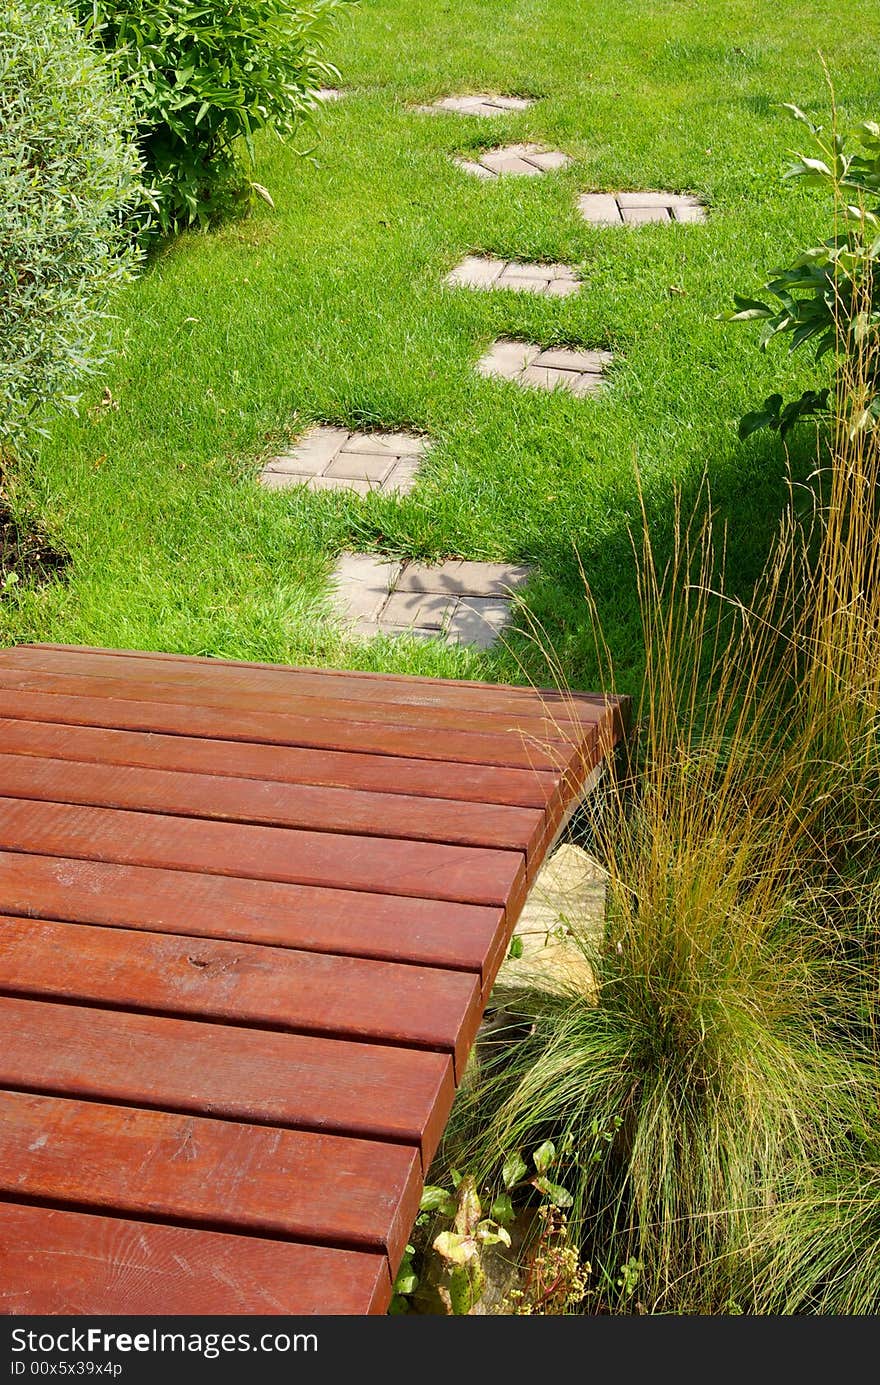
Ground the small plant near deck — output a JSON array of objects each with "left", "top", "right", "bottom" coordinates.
[
  {"left": 391, "top": 1142, "right": 585, "bottom": 1314},
  {"left": 723, "top": 104, "right": 880, "bottom": 440}
]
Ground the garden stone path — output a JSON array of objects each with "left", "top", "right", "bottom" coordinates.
[
  {"left": 331, "top": 553, "right": 531, "bottom": 648},
  {"left": 577, "top": 191, "right": 707, "bottom": 225},
  {"left": 477, "top": 339, "right": 612, "bottom": 396},
  {"left": 417, "top": 94, "right": 534, "bottom": 117},
  {"left": 446, "top": 256, "right": 580, "bottom": 297},
  {"left": 314, "top": 88, "right": 344, "bottom": 102},
  {"left": 453, "top": 145, "right": 571, "bottom": 179},
  {"left": 260, "top": 426, "right": 427, "bottom": 497}
]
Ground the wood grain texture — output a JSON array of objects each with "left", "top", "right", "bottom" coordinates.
[
  {"left": 0, "top": 915, "right": 482, "bottom": 1075},
  {"left": 0, "top": 850, "right": 507, "bottom": 980},
  {"left": 0, "top": 685, "right": 574, "bottom": 772},
  {"left": 9, "top": 643, "right": 617, "bottom": 728},
  {"left": 0, "top": 716, "right": 560, "bottom": 808},
  {"left": 0, "top": 643, "right": 628, "bottom": 1316},
  {"left": 0, "top": 1089, "right": 421, "bottom": 1262},
  {"left": 0, "top": 796, "right": 527, "bottom": 907},
  {"left": 0, "top": 995, "right": 454, "bottom": 1164},
  {"left": 0, "top": 661, "right": 585, "bottom": 749},
  {"left": 0, "top": 1201, "right": 392, "bottom": 1315},
  {"left": 0, "top": 751, "right": 546, "bottom": 856}
]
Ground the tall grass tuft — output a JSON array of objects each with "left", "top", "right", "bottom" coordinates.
[
  {"left": 444, "top": 102, "right": 880, "bottom": 1312},
  {"left": 449, "top": 484, "right": 861, "bottom": 1312}
]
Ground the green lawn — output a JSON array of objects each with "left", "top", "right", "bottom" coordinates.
[{"left": 6, "top": 0, "right": 877, "bottom": 693}]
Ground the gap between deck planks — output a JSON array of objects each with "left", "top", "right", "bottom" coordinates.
[{"left": 0, "top": 645, "right": 628, "bottom": 1314}]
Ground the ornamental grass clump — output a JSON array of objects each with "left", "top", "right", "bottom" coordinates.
[
  {"left": 449, "top": 485, "right": 862, "bottom": 1312},
  {"left": 0, "top": 0, "right": 142, "bottom": 448},
  {"left": 445, "top": 100, "right": 880, "bottom": 1315}
]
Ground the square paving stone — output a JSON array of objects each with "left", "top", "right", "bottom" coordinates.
[
  {"left": 395, "top": 559, "right": 532, "bottom": 597},
  {"left": 261, "top": 426, "right": 429, "bottom": 496},
  {"left": 331, "top": 553, "right": 401, "bottom": 623},
  {"left": 621, "top": 205, "right": 671, "bottom": 225},
  {"left": 477, "top": 338, "right": 612, "bottom": 397},
  {"left": 379, "top": 591, "right": 456, "bottom": 631},
  {"left": 418, "top": 94, "right": 534, "bottom": 117},
  {"left": 447, "top": 256, "right": 580, "bottom": 297},
  {"left": 447, "top": 598, "right": 514, "bottom": 650},
  {"left": 330, "top": 554, "right": 531, "bottom": 648},
  {"left": 325, "top": 452, "right": 395, "bottom": 483},
  {"left": 453, "top": 144, "right": 571, "bottom": 178},
  {"left": 577, "top": 190, "right": 707, "bottom": 226}
]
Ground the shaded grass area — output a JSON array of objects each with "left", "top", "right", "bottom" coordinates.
[{"left": 5, "top": 0, "right": 877, "bottom": 690}]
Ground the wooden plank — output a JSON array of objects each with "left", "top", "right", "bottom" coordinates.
[
  {"left": 0, "top": 995, "right": 454, "bottom": 1164},
  {"left": 0, "top": 797, "right": 527, "bottom": 908},
  {"left": 13, "top": 643, "right": 614, "bottom": 726},
  {"left": 0, "top": 1202, "right": 392, "bottom": 1315},
  {"left": 0, "top": 685, "right": 573, "bottom": 773},
  {"left": 0, "top": 850, "right": 507, "bottom": 980},
  {"left": 0, "top": 916, "right": 482, "bottom": 1076},
  {"left": 0, "top": 664, "right": 588, "bottom": 749},
  {"left": 0, "top": 751, "right": 546, "bottom": 857},
  {"left": 0, "top": 716, "right": 560, "bottom": 809},
  {"left": 0, "top": 1089, "right": 421, "bottom": 1262}
]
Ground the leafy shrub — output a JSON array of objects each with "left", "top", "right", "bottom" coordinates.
[
  {"left": 723, "top": 106, "right": 880, "bottom": 439},
  {"left": 77, "top": 0, "right": 356, "bottom": 232},
  {"left": 0, "top": 0, "right": 142, "bottom": 447}
]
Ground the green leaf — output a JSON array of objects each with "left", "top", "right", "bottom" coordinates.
[
  {"left": 738, "top": 406, "right": 780, "bottom": 440},
  {"left": 724, "top": 294, "right": 773, "bottom": 321},
  {"left": 393, "top": 1267, "right": 418, "bottom": 1296},
  {"left": 448, "top": 1262, "right": 482, "bottom": 1315},
  {"left": 782, "top": 102, "right": 821, "bottom": 134},
  {"left": 507, "top": 935, "right": 524, "bottom": 960},
  {"left": 489, "top": 1192, "right": 515, "bottom": 1226},
  {"left": 531, "top": 1176, "right": 573, "bottom": 1208},
  {"left": 502, "top": 1152, "right": 528, "bottom": 1189},
  {"left": 476, "top": 1224, "right": 512, "bottom": 1249},
  {"left": 420, "top": 1185, "right": 457, "bottom": 1216},
  {"left": 532, "top": 1140, "right": 556, "bottom": 1174}
]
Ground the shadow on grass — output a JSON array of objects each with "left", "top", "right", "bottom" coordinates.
[
  {"left": 492, "top": 426, "right": 825, "bottom": 695},
  {"left": 0, "top": 493, "right": 70, "bottom": 592}
]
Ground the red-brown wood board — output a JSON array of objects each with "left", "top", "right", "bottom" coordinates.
[{"left": 0, "top": 644, "right": 627, "bottom": 1316}]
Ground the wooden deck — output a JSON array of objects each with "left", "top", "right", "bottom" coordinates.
[{"left": 0, "top": 644, "right": 627, "bottom": 1315}]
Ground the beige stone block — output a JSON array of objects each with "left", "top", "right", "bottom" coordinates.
[
  {"left": 621, "top": 205, "right": 671, "bottom": 224},
  {"left": 577, "top": 193, "right": 622, "bottom": 225},
  {"left": 447, "top": 597, "right": 513, "bottom": 648},
  {"left": 379, "top": 590, "right": 455, "bottom": 629},
  {"left": 325, "top": 452, "right": 394, "bottom": 482},
  {"left": 397, "top": 560, "right": 530, "bottom": 596}
]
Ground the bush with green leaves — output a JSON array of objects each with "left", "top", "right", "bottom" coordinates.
[
  {"left": 77, "top": 0, "right": 356, "bottom": 233},
  {"left": 723, "top": 107, "right": 880, "bottom": 440},
  {"left": 0, "top": 0, "right": 142, "bottom": 448}
]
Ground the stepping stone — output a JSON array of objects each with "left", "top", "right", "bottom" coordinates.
[
  {"left": 260, "top": 427, "right": 427, "bottom": 497},
  {"left": 477, "top": 338, "right": 612, "bottom": 397},
  {"left": 331, "top": 554, "right": 531, "bottom": 649},
  {"left": 313, "top": 88, "right": 344, "bottom": 102},
  {"left": 577, "top": 191, "right": 707, "bottom": 226},
  {"left": 453, "top": 144, "right": 571, "bottom": 179},
  {"left": 417, "top": 94, "right": 534, "bottom": 118},
  {"left": 446, "top": 256, "right": 580, "bottom": 297}
]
